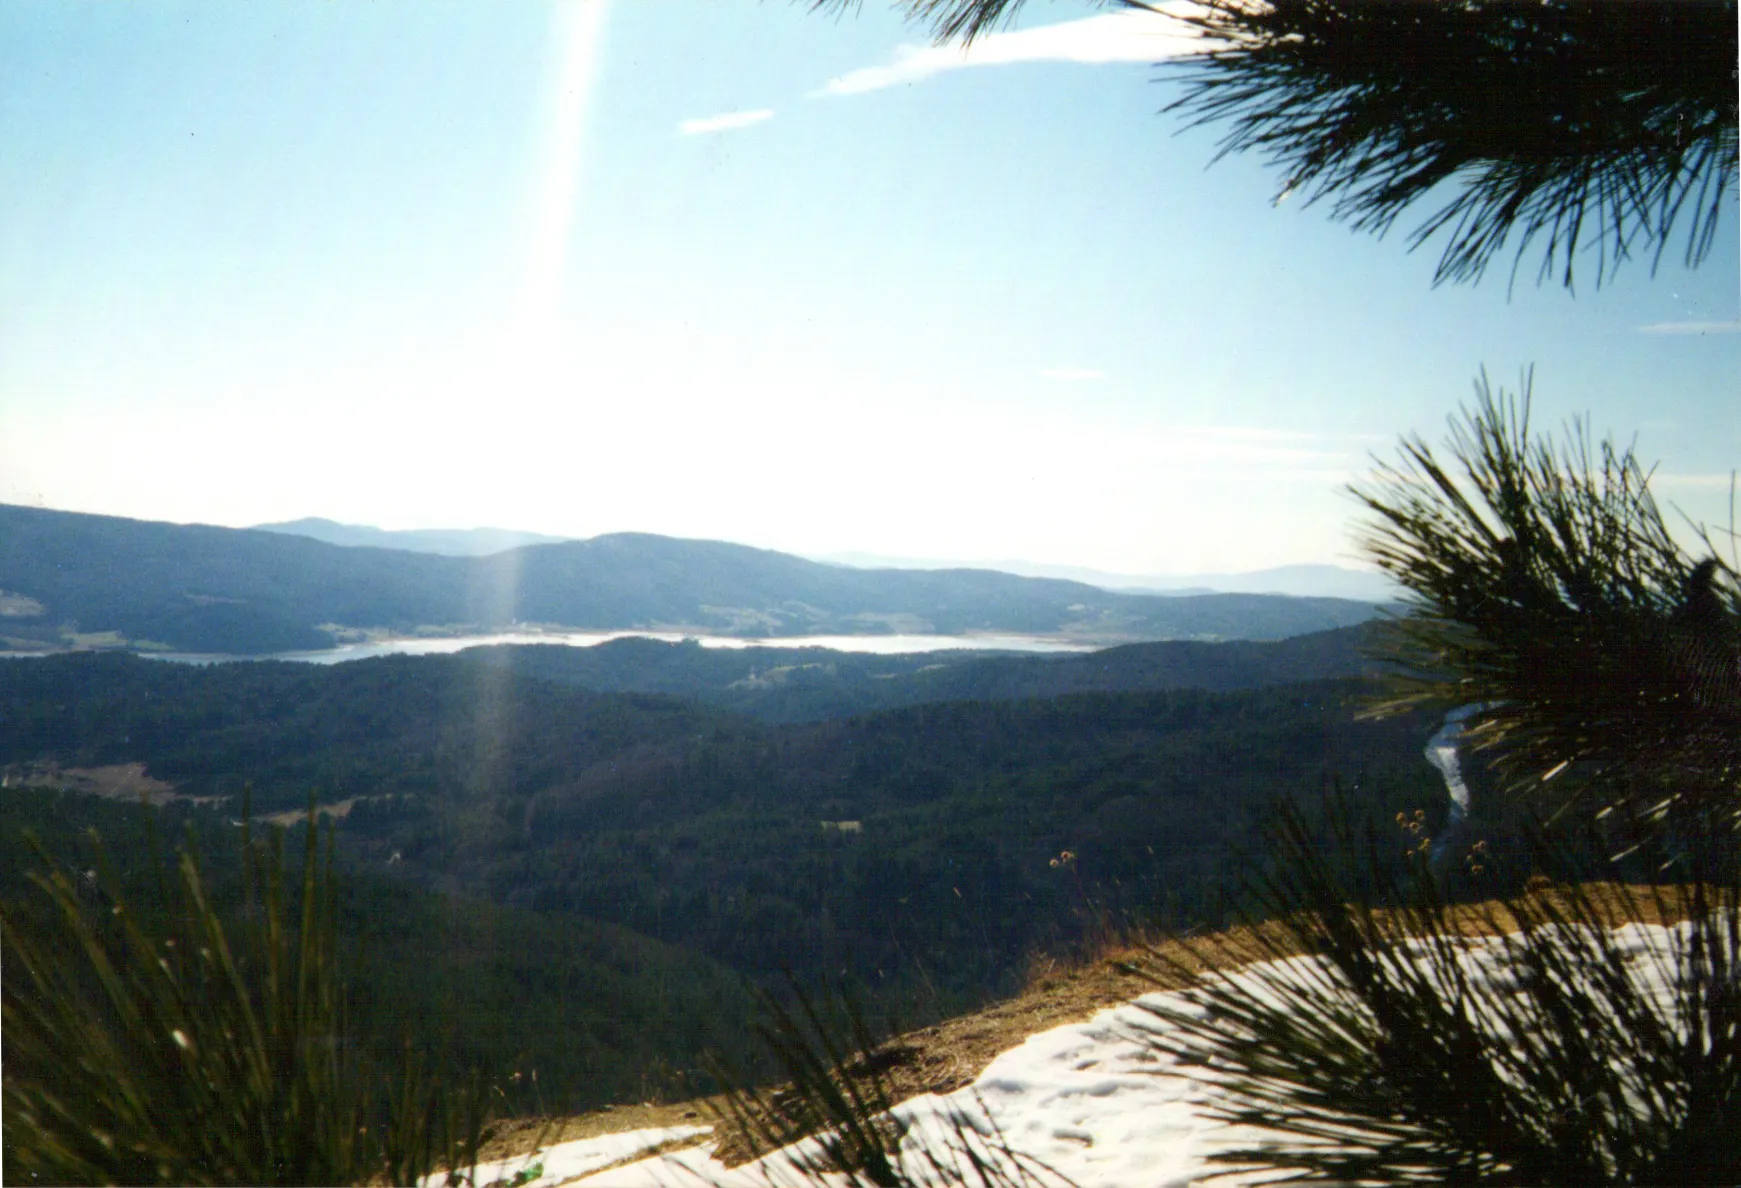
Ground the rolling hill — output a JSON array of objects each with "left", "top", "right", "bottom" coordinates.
[
  {"left": 0, "top": 650, "right": 1445, "bottom": 1004},
  {"left": 0, "top": 504, "right": 1383, "bottom": 654},
  {"left": 468, "top": 623, "right": 1375, "bottom": 722}
]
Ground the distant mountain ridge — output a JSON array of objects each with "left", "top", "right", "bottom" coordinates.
[
  {"left": 0, "top": 504, "right": 1384, "bottom": 655},
  {"left": 821, "top": 552, "right": 1401, "bottom": 602},
  {"left": 252, "top": 517, "right": 570, "bottom": 556},
  {"left": 252, "top": 520, "right": 1397, "bottom": 601}
]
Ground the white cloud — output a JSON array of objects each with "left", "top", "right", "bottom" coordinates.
[
  {"left": 677, "top": 108, "right": 775, "bottom": 136},
  {"left": 1636, "top": 320, "right": 1741, "bottom": 335},
  {"left": 812, "top": 7, "right": 1205, "bottom": 98},
  {"left": 1040, "top": 367, "right": 1107, "bottom": 381}
]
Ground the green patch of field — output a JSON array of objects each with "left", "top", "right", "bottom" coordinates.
[
  {"left": 0, "top": 590, "right": 46, "bottom": 618},
  {"left": 60, "top": 630, "right": 129, "bottom": 649}
]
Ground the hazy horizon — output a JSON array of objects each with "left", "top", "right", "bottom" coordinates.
[
  {"left": 3, "top": 1, "right": 1734, "bottom": 576},
  {"left": 18, "top": 500, "right": 1394, "bottom": 586}
]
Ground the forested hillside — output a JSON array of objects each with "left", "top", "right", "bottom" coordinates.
[
  {"left": 0, "top": 652, "right": 743, "bottom": 812},
  {"left": 0, "top": 789, "right": 765, "bottom": 1114},
  {"left": 0, "top": 504, "right": 1382, "bottom": 654},
  {"left": 0, "top": 506, "right": 459, "bottom": 653},
  {"left": 474, "top": 624, "right": 1373, "bottom": 721},
  {"left": 0, "top": 651, "right": 1446, "bottom": 1009}
]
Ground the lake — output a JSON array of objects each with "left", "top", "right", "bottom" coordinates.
[{"left": 135, "top": 629, "right": 1101, "bottom": 666}]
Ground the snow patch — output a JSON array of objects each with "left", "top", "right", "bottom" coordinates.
[
  {"left": 426, "top": 1124, "right": 710, "bottom": 1188},
  {"left": 576, "top": 922, "right": 1692, "bottom": 1186}
]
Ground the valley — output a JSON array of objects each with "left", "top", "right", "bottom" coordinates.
[
  {"left": 0, "top": 625, "right": 1450, "bottom": 1118},
  {"left": 4, "top": 0, "right": 1730, "bottom": 1179}
]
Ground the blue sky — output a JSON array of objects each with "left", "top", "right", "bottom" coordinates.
[{"left": 2, "top": 0, "right": 1736, "bottom": 575}]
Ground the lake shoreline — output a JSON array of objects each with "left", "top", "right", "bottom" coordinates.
[{"left": 2, "top": 626, "right": 1115, "bottom": 665}]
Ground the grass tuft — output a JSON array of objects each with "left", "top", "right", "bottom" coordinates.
[{"left": 1, "top": 793, "right": 493, "bottom": 1186}]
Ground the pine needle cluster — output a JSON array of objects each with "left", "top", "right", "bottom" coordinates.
[
  {"left": 1137, "top": 804, "right": 1741, "bottom": 1184},
  {"left": 1165, "top": 0, "right": 1739, "bottom": 289},
  {"left": 817, "top": 0, "right": 1739, "bottom": 291},
  {"left": 1351, "top": 373, "right": 1741, "bottom": 836},
  {"left": 1128, "top": 383, "right": 1741, "bottom": 1184}
]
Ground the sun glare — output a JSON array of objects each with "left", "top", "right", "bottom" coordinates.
[{"left": 513, "top": 0, "right": 610, "bottom": 363}]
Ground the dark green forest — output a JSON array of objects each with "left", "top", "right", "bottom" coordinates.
[
  {"left": 0, "top": 790, "right": 764, "bottom": 1114},
  {"left": 1, "top": 643, "right": 1453, "bottom": 1113},
  {"left": 470, "top": 623, "right": 1371, "bottom": 722}
]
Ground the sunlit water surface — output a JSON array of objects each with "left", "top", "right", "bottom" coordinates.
[{"left": 125, "top": 630, "right": 1100, "bottom": 666}]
